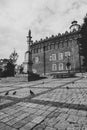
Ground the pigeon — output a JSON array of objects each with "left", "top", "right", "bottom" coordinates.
[
  {"left": 30, "top": 90, "right": 35, "bottom": 96},
  {"left": 42, "top": 81, "right": 44, "bottom": 84},
  {"left": 13, "top": 91, "right": 16, "bottom": 95},
  {"left": 5, "top": 91, "right": 9, "bottom": 95},
  {"left": 66, "top": 86, "right": 69, "bottom": 89},
  {"left": 72, "top": 81, "right": 75, "bottom": 84}
]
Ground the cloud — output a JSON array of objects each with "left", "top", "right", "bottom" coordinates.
[{"left": 0, "top": 0, "right": 87, "bottom": 64}]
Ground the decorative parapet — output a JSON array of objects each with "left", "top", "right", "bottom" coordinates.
[{"left": 32, "top": 21, "right": 81, "bottom": 47}]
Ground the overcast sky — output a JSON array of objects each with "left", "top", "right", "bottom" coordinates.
[{"left": 0, "top": 0, "right": 87, "bottom": 64}]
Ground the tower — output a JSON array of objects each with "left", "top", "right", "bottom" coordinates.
[
  {"left": 69, "top": 20, "right": 80, "bottom": 32},
  {"left": 27, "top": 29, "right": 33, "bottom": 81}
]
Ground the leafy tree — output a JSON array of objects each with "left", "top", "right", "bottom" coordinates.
[
  {"left": 0, "top": 49, "right": 19, "bottom": 77},
  {"left": 9, "top": 49, "right": 18, "bottom": 64},
  {"left": 79, "top": 14, "right": 87, "bottom": 71},
  {"left": 5, "top": 61, "right": 15, "bottom": 77},
  {"left": 9, "top": 49, "right": 18, "bottom": 76}
]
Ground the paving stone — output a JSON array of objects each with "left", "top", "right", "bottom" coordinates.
[
  {"left": 68, "top": 109, "right": 78, "bottom": 115},
  {"left": 47, "top": 112, "right": 55, "bottom": 118},
  {"left": 0, "top": 125, "right": 16, "bottom": 130},
  {"left": 33, "top": 124, "right": 45, "bottom": 130},
  {"left": 67, "top": 115, "right": 79, "bottom": 123},
  {"left": 32, "top": 116, "right": 45, "bottom": 124},
  {"left": 45, "top": 127, "right": 56, "bottom": 130},
  {"left": 6, "top": 118, "right": 19, "bottom": 125},
  {"left": 16, "top": 113, "right": 29, "bottom": 121},
  {"left": 34, "top": 109, "right": 45, "bottom": 115},
  {"left": 13, "top": 110, "right": 25, "bottom": 117},
  {"left": 54, "top": 120, "right": 68, "bottom": 129},
  {"left": 21, "top": 115, "right": 34, "bottom": 123},
  {"left": 1, "top": 116, "right": 14, "bottom": 122},
  {"left": 20, "top": 122, "right": 36, "bottom": 130},
  {"left": 42, "top": 110, "right": 51, "bottom": 117},
  {"left": 12, "top": 121, "right": 26, "bottom": 129},
  {"left": 0, "top": 112, "right": 4, "bottom": 116},
  {"left": 78, "top": 117, "right": 86, "bottom": 124},
  {"left": 29, "top": 103, "right": 38, "bottom": 108},
  {"left": 77, "top": 110, "right": 87, "bottom": 117},
  {"left": 0, "top": 122, "right": 6, "bottom": 128},
  {"left": 46, "top": 117, "right": 58, "bottom": 127},
  {"left": 0, "top": 113, "right": 8, "bottom": 120},
  {"left": 48, "top": 107, "right": 56, "bottom": 111}
]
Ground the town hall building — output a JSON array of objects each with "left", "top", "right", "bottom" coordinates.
[{"left": 23, "top": 21, "right": 82, "bottom": 76}]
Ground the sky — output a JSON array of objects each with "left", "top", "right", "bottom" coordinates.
[{"left": 0, "top": 0, "right": 87, "bottom": 64}]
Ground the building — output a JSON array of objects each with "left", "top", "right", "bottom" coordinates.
[
  {"left": 0, "top": 59, "right": 9, "bottom": 71},
  {"left": 23, "top": 21, "right": 83, "bottom": 75}
]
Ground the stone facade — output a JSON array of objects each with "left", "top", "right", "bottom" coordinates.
[{"left": 23, "top": 21, "right": 82, "bottom": 75}]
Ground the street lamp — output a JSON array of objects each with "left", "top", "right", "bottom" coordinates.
[
  {"left": 43, "top": 46, "right": 46, "bottom": 75},
  {"left": 77, "top": 38, "right": 82, "bottom": 73},
  {"left": 27, "top": 30, "right": 33, "bottom": 81},
  {"left": 66, "top": 56, "right": 71, "bottom": 77}
]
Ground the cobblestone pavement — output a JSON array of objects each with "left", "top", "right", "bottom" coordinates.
[{"left": 0, "top": 75, "right": 87, "bottom": 129}]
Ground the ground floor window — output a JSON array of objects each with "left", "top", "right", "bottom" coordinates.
[
  {"left": 52, "top": 64, "right": 57, "bottom": 71},
  {"left": 59, "top": 63, "right": 63, "bottom": 70},
  {"left": 66, "top": 65, "right": 71, "bottom": 70}
]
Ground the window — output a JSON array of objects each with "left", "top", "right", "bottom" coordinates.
[
  {"left": 66, "top": 65, "right": 71, "bottom": 70},
  {"left": 50, "top": 44, "right": 54, "bottom": 49},
  {"left": 65, "top": 51, "right": 70, "bottom": 57},
  {"left": 52, "top": 64, "right": 57, "bottom": 71},
  {"left": 49, "top": 56, "right": 52, "bottom": 61},
  {"left": 58, "top": 53, "right": 63, "bottom": 60},
  {"left": 38, "top": 48, "right": 41, "bottom": 53},
  {"left": 41, "top": 48, "right": 43, "bottom": 52},
  {"left": 35, "top": 57, "right": 39, "bottom": 63},
  {"left": 59, "top": 43, "right": 62, "bottom": 48},
  {"left": 59, "top": 63, "right": 63, "bottom": 70},
  {"left": 25, "top": 53, "right": 28, "bottom": 62},
  {"left": 52, "top": 54, "right": 56, "bottom": 61},
  {"left": 55, "top": 44, "right": 58, "bottom": 49},
  {"left": 48, "top": 45, "right": 51, "bottom": 50}
]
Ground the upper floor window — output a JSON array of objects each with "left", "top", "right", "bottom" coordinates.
[
  {"left": 58, "top": 53, "right": 63, "bottom": 60},
  {"left": 38, "top": 48, "right": 41, "bottom": 53},
  {"left": 52, "top": 54, "right": 56, "bottom": 61},
  {"left": 49, "top": 54, "right": 56, "bottom": 61},
  {"left": 35, "top": 57, "right": 39, "bottom": 63},
  {"left": 40, "top": 48, "right": 43, "bottom": 52},
  {"left": 49, "top": 56, "right": 52, "bottom": 61},
  {"left": 65, "top": 51, "right": 70, "bottom": 57},
  {"left": 48, "top": 45, "right": 51, "bottom": 50}
]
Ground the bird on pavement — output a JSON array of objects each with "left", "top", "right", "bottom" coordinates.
[
  {"left": 5, "top": 91, "right": 9, "bottom": 95},
  {"left": 42, "top": 81, "right": 44, "bottom": 84},
  {"left": 30, "top": 90, "right": 35, "bottom": 96},
  {"left": 66, "top": 86, "right": 69, "bottom": 89},
  {"left": 72, "top": 81, "right": 75, "bottom": 84},
  {"left": 13, "top": 91, "right": 16, "bottom": 95}
]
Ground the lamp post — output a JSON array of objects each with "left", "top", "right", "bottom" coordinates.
[
  {"left": 43, "top": 46, "right": 46, "bottom": 75},
  {"left": 27, "top": 29, "right": 33, "bottom": 81},
  {"left": 77, "top": 38, "right": 82, "bottom": 73},
  {"left": 66, "top": 56, "right": 71, "bottom": 77}
]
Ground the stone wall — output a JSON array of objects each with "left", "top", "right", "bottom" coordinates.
[{"left": 31, "top": 31, "right": 81, "bottom": 75}]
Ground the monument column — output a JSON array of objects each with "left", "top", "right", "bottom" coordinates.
[{"left": 27, "top": 29, "right": 33, "bottom": 81}]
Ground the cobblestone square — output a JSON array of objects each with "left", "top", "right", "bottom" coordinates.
[{"left": 0, "top": 75, "right": 87, "bottom": 129}]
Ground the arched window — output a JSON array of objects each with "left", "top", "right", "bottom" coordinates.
[
  {"left": 52, "top": 64, "right": 57, "bottom": 71},
  {"left": 59, "top": 63, "right": 63, "bottom": 70}
]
